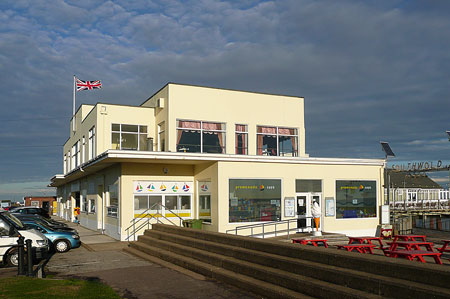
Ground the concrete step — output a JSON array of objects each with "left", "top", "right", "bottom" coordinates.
[
  {"left": 151, "top": 224, "right": 450, "bottom": 290},
  {"left": 142, "top": 230, "right": 450, "bottom": 298},
  {"left": 127, "top": 241, "right": 313, "bottom": 299},
  {"left": 133, "top": 236, "right": 381, "bottom": 298}
]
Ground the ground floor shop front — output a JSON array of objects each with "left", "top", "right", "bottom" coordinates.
[{"left": 53, "top": 155, "right": 385, "bottom": 241}]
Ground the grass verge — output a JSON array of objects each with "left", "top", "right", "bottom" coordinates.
[{"left": 0, "top": 276, "right": 121, "bottom": 299}]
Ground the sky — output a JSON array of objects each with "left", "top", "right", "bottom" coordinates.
[{"left": 1, "top": 0, "right": 450, "bottom": 201}]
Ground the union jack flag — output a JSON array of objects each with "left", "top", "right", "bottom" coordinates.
[{"left": 76, "top": 78, "right": 102, "bottom": 91}]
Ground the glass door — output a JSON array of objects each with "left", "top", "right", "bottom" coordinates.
[
  {"left": 296, "top": 193, "right": 321, "bottom": 233},
  {"left": 310, "top": 193, "right": 322, "bottom": 231}
]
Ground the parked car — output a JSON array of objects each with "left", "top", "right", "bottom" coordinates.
[
  {"left": 9, "top": 207, "right": 50, "bottom": 219},
  {"left": 22, "top": 221, "right": 80, "bottom": 253},
  {"left": 0, "top": 211, "right": 49, "bottom": 267},
  {"left": 13, "top": 214, "right": 76, "bottom": 234}
]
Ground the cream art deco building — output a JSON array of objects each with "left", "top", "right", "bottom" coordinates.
[{"left": 50, "top": 83, "right": 385, "bottom": 241}]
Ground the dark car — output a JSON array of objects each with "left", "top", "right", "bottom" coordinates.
[
  {"left": 12, "top": 214, "right": 76, "bottom": 233},
  {"left": 9, "top": 207, "right": 50, "bottom": 219}
]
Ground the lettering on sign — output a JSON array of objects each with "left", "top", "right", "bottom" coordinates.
[{"left": 391, "top": 160, "right": 448, "bottom": 172}]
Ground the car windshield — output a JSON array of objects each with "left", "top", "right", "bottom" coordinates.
[
  {"left": 24, "top": 219, "right": 53, "bottom": 231},
  {"left": 2, "top": 212, "right": 25, "bottom": 230}
]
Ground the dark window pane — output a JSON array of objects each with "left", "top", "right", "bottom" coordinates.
[
  {"left": 177, "top": 130, "right": 201, "bottom": 152},
  {"left": 112, "top": 124, "right": 120, "bottom": 131},
  {"left": 121, "top": 133, "right": 138, "bottom": 150},
  {"left": 336, "top": 181, "right": 377, "bottom": 219},
  {"left": 203, "top": 132, "right": 224, "bottom": 153},
  {"left": 296, "top": 180, "right": 322, "bottom": 192},
  {"left": 122, "top": 125, "right": 138, "bottom": 132},
  {"left": 229, "top": 179, "right": 281, "bottom": 223}
]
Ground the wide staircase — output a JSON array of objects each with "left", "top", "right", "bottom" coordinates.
[{"left": 124, "top": 224, "right": 450, "bottom": 298}]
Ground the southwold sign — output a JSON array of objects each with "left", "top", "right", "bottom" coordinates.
[{"left": 390, "top": 160, "right": 449, "bottom": 171}]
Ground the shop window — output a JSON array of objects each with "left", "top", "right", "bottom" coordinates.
[
  {"left": 176, "top": 120, "right": 225, "bottom": 153},
  {"left": 257, "top": 126, "right": 298, "bottom": 157},
  {"left": 149, "top": 195, "right": 162, "bottom": 210},
  {"left": 180, "top": 196, "right": 190, "bottom": 209},
  {"left": 88, "top": 198, "right": 96, "bottom": 213},
  {"left": 134, "top": 196, "right": 148, "bottom": 214},
  {"left": 199, "top": 181, "right": 211, "bottom": 223},
  {"left": 112, "top": 124, "right": 148, "bottom": 151},
  {"left": 107, "top": 183, "right": 119, "bottom": 217},
  {"left": 165, "top": 196, "right": 178, "bottom": 210},
  {"left": 235, "top": 124, "right": 248, "bottom": 155},
  {"left": 229, "top": 179, "right": 281, "bottom": 223},
  {"left": 336, "top": 180, "right": 377, "bottom": 219}
]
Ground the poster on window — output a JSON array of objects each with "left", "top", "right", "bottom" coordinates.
[
  {"left": 284, "top": 197, "right": 295, "bottom": 217},
  {"left": 325, "top": 197, "right": 335, "bottom": 217}
]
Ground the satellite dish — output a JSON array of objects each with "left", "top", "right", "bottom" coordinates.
[{"left": 380, "top": 141, "right": 395, "bottom": 157}]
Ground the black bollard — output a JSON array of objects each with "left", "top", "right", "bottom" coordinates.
[
  {"left": 25, "top": 239, "right": 33, "bottom": 276},
  {"left": 17, "top": 236, "right": 25, "bottom": 276}
]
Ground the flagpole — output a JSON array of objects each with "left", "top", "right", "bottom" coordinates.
[{"left": 73, "top": 75, "right": 76, "bottom": 132}]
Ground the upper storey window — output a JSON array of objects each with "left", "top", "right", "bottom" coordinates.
[
  {"left": 257, "top": 126, "right": 298, "bottom": 157},
  {"left": 176, "top": 120, "right": 225, "bottom": 153},
  {"left": 112, "top": 124, "right": 148, "bottom": 151},
  {"left": 235, "top": 124, "right": 248, "bottom": 155}
]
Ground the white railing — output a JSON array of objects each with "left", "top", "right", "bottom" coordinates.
[{"left": 226, "top": 218, "right": 309, "bottom": 239}]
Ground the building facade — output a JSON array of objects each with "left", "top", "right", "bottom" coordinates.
[
  {"left": 385, "top": 172, "right": 449, "bottom": 210},
  {"left": 24, "top": 196, "right": 57, "bottom": 215},
  {"left": 50, "top": 83, "right": 385, "bottom": 240}
]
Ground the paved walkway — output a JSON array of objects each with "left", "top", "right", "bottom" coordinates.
[{"left": 46, "top": 217, "right": 256, "bottom": 299}]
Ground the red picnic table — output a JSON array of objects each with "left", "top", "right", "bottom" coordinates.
[
  {"left": 336, "top": 244, "right": 375, "bottom": 254},
  {"left": 393, "top": 235, "right": 426, "bottom": 242},
  {"left": 384, "top": 239, "right": 442, "bottom": 264},
  {"left": 385, "top": 249, "right": 442, "bottom": 264},
  {"left": 292, "top": 239, "right": 328, "bottom": 248},
  {"left": 437, "top": 240, "right": 450, "bottom": 254},
  {"left": 348, "top": 236, "right": 384, "bottom": 250},
  {"left": 386, "top": 241, "right": 434, "bottom": 252}
]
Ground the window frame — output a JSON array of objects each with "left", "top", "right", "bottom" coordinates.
[
  {"left": 235, "top": 124, "right": 248, "bottom": 155},
  {"left": 176, "top": 119, "right": 226, "bottom": 154},
  {"left": 111, "top": 123, "right": 148, "bottom": 151},
  {"left": 256, "top": 126, "right": 298, "bottom": 157}
]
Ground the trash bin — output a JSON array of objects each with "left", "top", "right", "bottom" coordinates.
[{"left": 191, "top": 219, "right": 203, "bottom": 229}]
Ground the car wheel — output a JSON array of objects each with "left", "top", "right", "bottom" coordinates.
[
  {"left": 54, "top": 240, "right": 70, "bottom": 253},
  {"left": 6, "top": 249, "right": 19, "bottom": 267}
]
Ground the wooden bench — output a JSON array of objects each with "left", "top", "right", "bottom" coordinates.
[
  {"left": 336, "top": 244, "right": 375, "bottom": 254},
  {"left": 385, "top": 249, "right": 442, "bottom": 264},
  {"left": 292, "top": 239, "right": 328, "bottom": 248}
]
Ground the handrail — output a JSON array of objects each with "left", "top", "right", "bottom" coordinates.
[
  {"left": 226, "top": 217, "right": 313, "bottom": 239},
  {"left": 125, "top": 202, "right": 186, "bottom": 241}
]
